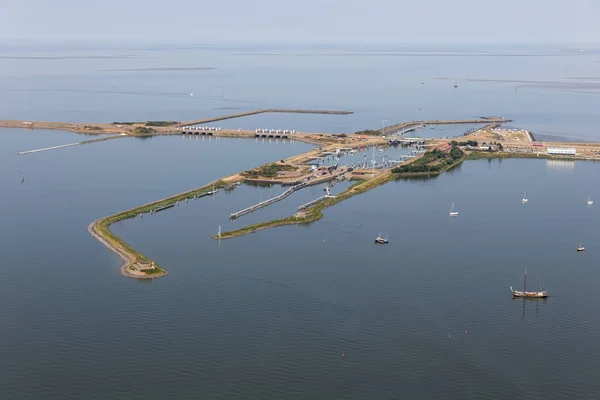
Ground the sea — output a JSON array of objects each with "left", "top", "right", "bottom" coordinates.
[{"left": 1, "top": 42, "right": 600, "bottom": 399}]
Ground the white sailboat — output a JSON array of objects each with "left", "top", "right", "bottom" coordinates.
[
  {"left": 577, "top": 240, "right": 585, "bottom": 252},
  {"left": 217, "top": 225, "right": 222, "bottom": 238},
  {"left": 522, "top": 191, "right": 529, "bottom": 204},
  {"left": 449, "top": 202, "right": 459, "bottom": 216},
  {"left": 587, "top": 196, "right": 593, "bottom": 206}
]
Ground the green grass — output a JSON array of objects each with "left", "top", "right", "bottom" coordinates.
[
  {"left": 354, "top": 129, "right": 382, "bottom": 136},
  {"left": 241, "top": 163, "right": 298, "bottom": 178},
  {"left": 83, "top": 125, "right": 104, "bottom": 131},
  {"left": 145, "top": 121, "right": 179, "bottom": 127},
  {"left": 132, "top": 126, "right": 156, "bottom": 134}
]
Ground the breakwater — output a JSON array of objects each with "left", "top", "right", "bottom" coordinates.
[
  {"left": 88, "top": 179, "right": 228, "bottom": 279},
  {"left": 18, "top": 134, "right": 126, "bottom": 155},
  {"left": 176, "top": 108, "right": 353, "bottom": 127},
  {"left": 384, "top": 117, "right": 512, "bottom": 136}
]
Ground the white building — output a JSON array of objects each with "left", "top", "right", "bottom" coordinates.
[{"left": 547, "top": 147, "right": 576, "bottom": 156}]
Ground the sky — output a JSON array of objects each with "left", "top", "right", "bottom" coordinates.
[{"left": 2, "top": 0, "right": 600, "bottom": 44}]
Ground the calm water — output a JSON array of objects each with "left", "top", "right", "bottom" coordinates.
[
  {"left": 1, "top": 43, "right": 600, "bottom": 399},
  {"left": 2, "top": 43, "right": 600, "bottom": 140}
]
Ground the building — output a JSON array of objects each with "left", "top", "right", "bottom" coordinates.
[{"left": 547, "top": 147, "right": 576, "bottom": 156}]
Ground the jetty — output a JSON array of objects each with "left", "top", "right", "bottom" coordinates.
[
  {"left": 230, "top": 181, "right": 309, "bottom": 219},
  {"left": 18, "top": 134, "right": 126, "bottom": 155}
]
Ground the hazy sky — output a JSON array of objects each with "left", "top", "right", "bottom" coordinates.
[{"left": 2, "top": 0, "right": 599, "bottom": 43}]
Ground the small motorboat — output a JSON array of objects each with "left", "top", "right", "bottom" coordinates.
[{"left": 375, "top": 234, "right": 389, "bottom": 244}]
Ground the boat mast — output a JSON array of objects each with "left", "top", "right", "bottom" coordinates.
[
  {"left": 524, "top": 268, "right": 527, "bottom": 292},
  {"left": 538, "top": 277, "right": 541, "bottom": 292}
]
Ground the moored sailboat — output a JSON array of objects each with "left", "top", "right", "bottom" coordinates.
[
  {"left": 587, "top": 196, "right": 594, "bottom": 206},
  {"left": 449, "top": 202, "right": 459, "bottom": 216},
  {"left": 577, "top": 241, "right": 585, "bottom": 252},
  {"left": 510, "top": 269, "right": 548, "bottom": 298},
  {"left": 522, "top": 191, "right": 529, "bottom": 203}
]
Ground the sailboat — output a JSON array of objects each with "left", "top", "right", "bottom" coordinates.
[
  {"left": 587, "top": 196, "right": 593, "bottom": 206},
  {"left": 577, "top": 241, "right": 585, "bottom": 252},
  {"left": 522, "top": 191, "right": 529, "bottom": 203},
  {"left": 449, "top": 202, "right": 459, "bottom": 216},
  {"left": 375, "top": 233, "right": 389, "bottom": 244},
  {"left": 454, "top": 80, "right": 459, "bottom": 88},
  {"left": 217, "top": 225, "right": 222, "bottom": 238},
  {"left": 510, "top": 269, "right": 548, "bottom": 298}
]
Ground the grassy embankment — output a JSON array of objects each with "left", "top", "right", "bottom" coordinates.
[
  {"left": 215, "top": 172, "right": 393, "bottom": 239},
  {"left": 92, "top": 180, "right": 227, "bottom": 277}
]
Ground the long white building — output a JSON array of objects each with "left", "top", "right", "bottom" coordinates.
[{"left": 547, "top": 147, "right": 576, "bottom": 156}]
